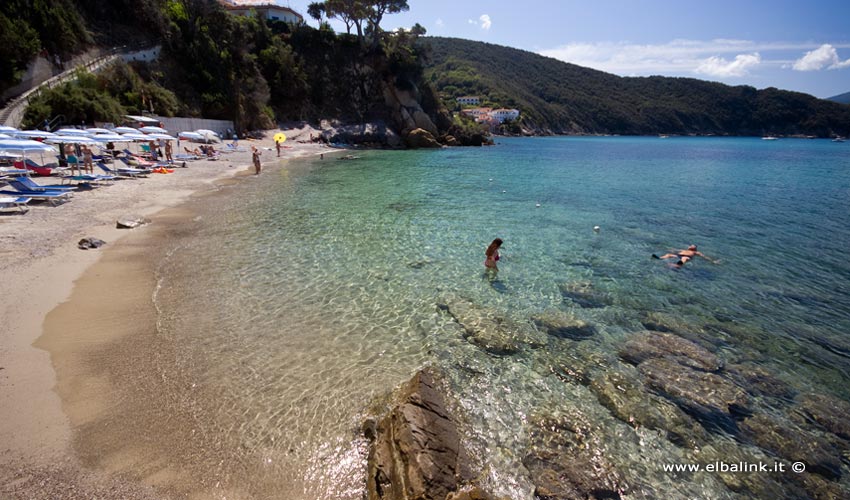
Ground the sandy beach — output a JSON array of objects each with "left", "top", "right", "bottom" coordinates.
[{"left": 0, "top": 125, "right": 335, "bottom": 498}]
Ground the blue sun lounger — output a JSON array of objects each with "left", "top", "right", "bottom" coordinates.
[
  {"left": 14, "top": 176, "right": 77, "bottom": 192},
  {"left": 98, "top": 162, "right": 148, "bottom": 178},
  {"left": 0, "top": 196, "right": 31, "bottom": 213},
  {"left": 0, "top": 188, "right": 71, "bottom": 205}
]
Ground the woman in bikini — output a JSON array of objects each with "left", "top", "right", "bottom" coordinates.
[{"left": 653, "top": 244, "right": 718, "bottom": 266}]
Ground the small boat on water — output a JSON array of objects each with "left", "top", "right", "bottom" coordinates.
[
  {"left": 832, "top": 137, "right": 846, "bottom": 143},
  {"left": 762, "top": 136, "right": 778, "bottom": 141}
]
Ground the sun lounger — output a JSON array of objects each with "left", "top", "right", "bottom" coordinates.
[
  {"left": 0, "top": 196, "right": 31, "bottom": 213},
  {"left": 8, "top": 179, "right": 76, "bottom": 194},
  {"left": 15, "top": 176, "right": 78, "bottom": 192},
  {"left": 0, "top": 189, "right": 70, "bottom": 205},
  {"left": 0, "top": 167, "right": 30, "bottom": 177},
  {"left": 98, "top": 162, "right": 148, "bottom": 178}
]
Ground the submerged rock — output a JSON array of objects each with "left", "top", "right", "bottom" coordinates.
[
  {"left": 531, "top": 310, "right": 596, "bottom": 340},
  {"left": 365, "top": 368, "right": 490, "bottom": 500},
  {"left": 619, "top": 331, "right": 722, "bottom": 372},
  {"left": 437, "top": 297, "right": 546, "bottom": 355},
  {"left": 558, "top": 280, "right": 612, "bottom": 308},
  {"left": 797, "top": 393, "right": 850, "bottom": 440},
  {"left": 739, "top": 414, "right": 843, "bottom": 480},
  {"left": 725, "top": 363, "right": 797, "bottom": 400},
  {"left": 523, "top": 410, "right": 626, "bottom": 500},
  {"left": 589, "top": 364, "right": 708, "bottom": 448},
  {"left": 637, "top": 358, "right": 750, "bottom": 432}
]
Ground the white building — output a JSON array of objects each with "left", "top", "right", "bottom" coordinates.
[
  {"left": 490, "top": 108, "right": 520, "bottom": 123},
  {"left": 456, "top": 96, "right": 480, "bottom": 106},
  {"left": 220, "top": 0, "right": 304, "bottom": 23}
]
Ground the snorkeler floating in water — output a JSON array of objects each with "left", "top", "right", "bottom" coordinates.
[{"left": 653, "top": 244, "right": 719, "bottom": 267}]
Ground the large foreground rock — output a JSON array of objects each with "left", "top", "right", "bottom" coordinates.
[{"left": 366, "top": 369, "right": 492, "bottom": 500}]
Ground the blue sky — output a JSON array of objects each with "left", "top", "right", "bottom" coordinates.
[{"left": 282, "top": 0, "right": 850, "bottom": 98}]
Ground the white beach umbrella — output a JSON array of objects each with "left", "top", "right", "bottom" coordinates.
[
  {"left": 54, "top": 128, "right": 95, "bottom": 137},
  {"left": 139, "top": 126, "right": 169, "bottom": 134},
  {"left": 178, "top": 131, "right": 204, "bottom": 142},
  {"left": 46, "top": 135, "right": 104, "bottom": 145},
  {"left": 122, "top": 132, "right": 151, "bottom": 141},
  {"left": 13, "top": 130, "right": 55, "bottom": 139},
  {"left": 146, "top": 132, "right": 176, "bottom": 140},
  {"left": 93, "top": 133, "right": 128, "bottom": 142},
  {"left": 112, "top": 126, "right": 139, "bottom": 134},
  {"left": 195, "top": 129, "right": 220, "bottom": 143},
  {"left": 0, "top": 139, "right": 58, "bottom": 173},
  {"left": 84, "top": 127, "right": 113, "bottom": 134},
  {"left": 0, "top": 133, "right": 11, "bottom": 139},
  {"left": 0, "top": 150, "right": 23, "bottom": 158},
  {"left": 0, "top": 126, "right": 18, "bottom": 133}
]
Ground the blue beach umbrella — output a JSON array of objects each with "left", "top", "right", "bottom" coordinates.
[{"left": 0, "top": 138, "right": 58, "bottom": 174}]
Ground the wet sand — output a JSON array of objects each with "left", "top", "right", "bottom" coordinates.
[{"left": 0, "top": 130, "right": 336, "bottom": 498}]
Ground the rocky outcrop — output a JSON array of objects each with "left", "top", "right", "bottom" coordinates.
[
  {"left": 523, "top": 410, "right": 626, "bottom": 499},
  {"left": 437, "top": 297, "right": 547, "bottom": 355},
  {"left": 531, "top": 310, "right": 596, "bottom": 340},
  {"left": 404, "top": 128, "right": 442, "bottom": 149},
  {"left": 619, "top": 331, "right": 722, "bottom": 372},
  {"left": 365, "top": 368, "right": 494, "bottom": 500},
  {"left": 383, "top": 83, "right": 439, "bottom": 137}
]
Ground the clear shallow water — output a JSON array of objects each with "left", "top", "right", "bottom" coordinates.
[{"left": 153, "top": 137, "right": 850, "bottom": 498}]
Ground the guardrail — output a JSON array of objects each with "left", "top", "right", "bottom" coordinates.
[{"left": 0, "top": 43, "right": 160, "bottom": 128}]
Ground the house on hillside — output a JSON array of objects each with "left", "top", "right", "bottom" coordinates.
[
  {"left": 219, "top": 0, "right": 304, "bottom": 24},
  {"left": 490, "top": 108, "right": 520, "bottom": 123},
  {"left": 456, "top": 96, "right": 480, "bottom": 106}
]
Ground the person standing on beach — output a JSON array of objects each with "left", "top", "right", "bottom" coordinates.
[
  {"left": 165, "top": 141, "right": 173, "bottom": 163},
  {"left": 275, "top": 139, "right": 282, "bottom": 157},
  {"left": 252, "top": 146, "right": 262, "bottom": 175},
  {"left": 82, "top": 145, "right": 94, "bottom": 174}
]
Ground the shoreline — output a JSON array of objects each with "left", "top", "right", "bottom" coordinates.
[{"left": 0, "top": 131, "right": 335, "bottom": 497}]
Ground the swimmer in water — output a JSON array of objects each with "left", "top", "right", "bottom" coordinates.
[{"left": 653, "top": 244, "right": 718, "bottom": 267}]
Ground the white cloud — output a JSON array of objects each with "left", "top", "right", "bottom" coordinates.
[
  {"left": 792, "top": 44, "right": 850, "bottom": 71},
  {"left": 695, "top": 53, "right": 761, "bottom": 77},
  {"left": 539, "top": 39, "right": 850, "bottom": 78},
  {"left": 479, "top": 14, "right": 492, "bottom": 30}
]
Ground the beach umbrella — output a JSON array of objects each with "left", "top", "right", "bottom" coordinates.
[
  {"left": 139, "top": 126, "right": 169, "bottom": 134},
  {"left": 0, "top": 139, "right": 58, "bottom": 173},
  {"left": 54, "top": 128, "right": 95, "bottom": 137},
  {"left": 273, "top": 132, "right": 287, "bottom": 143},
  {"left": 84, "top": 127, "right": 112, "bottom": 134},
  {"left": 122, "top": 132, "right": 150, "bottom": 141},
  {"left": 0, "top": 126, "right": 18, "bottom": 133},
  {"left": 146, "top": 132, "right": 176, "bottom": 140},
  {"left": 178, "top": 131, "right": 204, "bottom": 142},
  {"left": 0, "top": 133, "right": 11, "bottom": 139},
  {"left": 45, "top": 136, "right": 105, "bottom": 175},
  {"left": 13, "top": 130, "right": 55, "bottom": 139},
  {"left": 195, "top": 129, "right": 220, "bottom": 143},
  {"left": 112, "top": 126, "right": 139, "bottom": 134},
  {"left": 92, "top": 133, "right": 127, "bottom": 142}
]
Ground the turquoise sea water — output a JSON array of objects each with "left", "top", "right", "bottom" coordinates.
[{"left": 153, "top": 137, "right": 850, "bottom": 498}]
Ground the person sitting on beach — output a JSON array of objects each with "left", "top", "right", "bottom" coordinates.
[
  {"left": 485, "top": 238, "right": 503, "bottom": 269},
  {"left": 653, "top": 244, "right": 718, "bottom": 266}
]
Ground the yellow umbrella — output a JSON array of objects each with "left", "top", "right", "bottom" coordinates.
[{"left": 273, "top": 132, "right": 286, "bottom": 143}]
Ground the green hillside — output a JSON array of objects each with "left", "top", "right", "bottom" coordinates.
[{"left": 424, "top": 37, "right": 850, "bottom": 137}]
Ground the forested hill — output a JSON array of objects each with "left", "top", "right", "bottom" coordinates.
[
  {"left": 424, "top": 37, "right": 850, "bottom": 137},
  {"left": 828, "top": 91, "right": 850, "bottom": 105}
]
